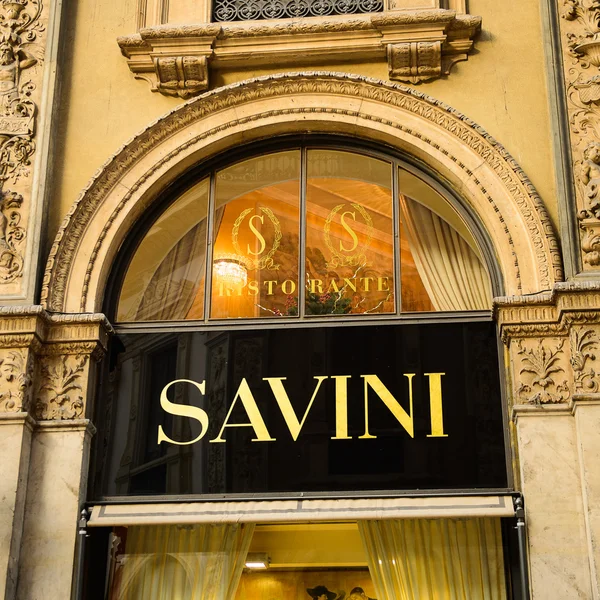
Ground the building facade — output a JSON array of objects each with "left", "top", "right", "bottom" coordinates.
[{"left": 1, "top": 0, "right": 600, "bottom": 598}]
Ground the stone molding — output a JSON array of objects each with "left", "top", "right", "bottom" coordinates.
[
  {"left": 118, "top": 10, "right": 481, "bottom": 96},
  {"left": 497, "top": 285, "right": 600, "bottom": 413},
  {"left": 41, "top": 73, "right": 562, "bottom": 315},
  {"left": 0, "top": 308, "right": 112, "bottom": 420}
]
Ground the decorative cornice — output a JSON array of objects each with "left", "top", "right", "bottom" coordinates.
[
  {"left": 41, "top": 72, "right": 562, "bottom": 312},
  {"left": 118, "top": 10, "right": 481, "bottom": 93}
]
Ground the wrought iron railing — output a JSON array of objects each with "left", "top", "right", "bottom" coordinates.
[{"left": 213, "top": 0, "right": 383, "bottom": 22}]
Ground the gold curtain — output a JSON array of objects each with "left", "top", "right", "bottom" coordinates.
[
  {"left": 113, "top": 523, "right": 254, "bottom": 600},
  {"left": 358, "top": 518, "right": 506, "bottom": 600},
  {"left": 399, "top": 196, "right": 492, "bottom": 311}
]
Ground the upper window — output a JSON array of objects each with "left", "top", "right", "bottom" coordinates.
[
  {"left": 213, "top": 0, "right": 384, "bottom": 22},
  {"left": 116, "top": 146, "right": 492, "bottom": 323}
]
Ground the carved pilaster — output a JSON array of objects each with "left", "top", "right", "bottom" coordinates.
[
  {"left": 497, "top": 284, "right": 600, "bottom": 410},
  {"left": 0, "top": 308, "right": 112, "bottom": 420},
  {"left": 557, "top": 0, "right": 600, "bottom": 270},
  {"left": 0, "top": 0, "right": 47, "bottom": 294}
]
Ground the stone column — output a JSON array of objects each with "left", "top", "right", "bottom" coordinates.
[
  {"left": 573, "top": 394, "right": 600, "bottom": 598},
  {"left": 14, "top": 314, "right": 110, "bottom": 600},
  {"left": 499, "top": 288, "right": 600, "bottom": 598},
  {"left": 513, "top": 405, "right": 592, "bottom": 598},
  {"left": 0, "top": 309, "right": 42, "bottom": 600},
  {"left": 569, "top": 318, "right": 600, "bottom": 598}
]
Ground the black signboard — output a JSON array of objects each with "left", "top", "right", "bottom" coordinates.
[{"left": 91, "top": 321, "right": 509, "bottom": 498}]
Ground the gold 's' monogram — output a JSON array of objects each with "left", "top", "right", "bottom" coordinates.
[
  {"left": 247, "top": 214, "right": 267, "bottom": 256},
  {"left": 339, "top": 210, "right": 359, "bottom": 252},
  {"left": 232, "top": 207, "right": 282, "bottom": 270},
  {"left": 324, "top": 203, "right": 374, "bottom": 268},
  {"left": 157, "top": 373, "right": 447, "bottom": 446}
]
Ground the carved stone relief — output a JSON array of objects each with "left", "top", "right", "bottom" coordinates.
[
  {"left": 0, "top": 309, "right": 111, "bottom": 420},
  {"left": 0, "top": 0, "right": 45, "bottom": 286},
  {"left": 515, "top": 338, "right": 571, "bottom": 405},
  {"left": 34, "top": 353, "right": 89, "bottom": 420},
  {"left": 570, "top": 326, "right": 599, "bottom": 392},
  {"left": 0, "top": 347, "right": 33, "bottom": 411},
  {"left": 559, "top": 0, "right": 600, "bottom": 269},
  {"left": 498, "top": 286, "right": 600, "bottom": 409}
]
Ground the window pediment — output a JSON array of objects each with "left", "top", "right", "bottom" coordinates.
[{"left": 118, "top": 9, "right": 481, "bottom": 98}]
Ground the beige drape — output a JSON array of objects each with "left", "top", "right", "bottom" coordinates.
[
  {"left": 112, "top": 523, "right": 254, "bottom": 600},
  {"left": 399, "top": 196, "right": 492, "bottom": 311},
  {"left": 359, "top": 518, "right": 506, "bottom": 600}
]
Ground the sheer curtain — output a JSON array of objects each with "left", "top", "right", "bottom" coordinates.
[
  {"left": 112, "top": 523, "right": 254, "bottom": 600},
  {"left": 359, "top": 518, "right": 506, "bottom": 600},
  {"left": 399, "top": 195, "right": 492, "bottom": 311}
]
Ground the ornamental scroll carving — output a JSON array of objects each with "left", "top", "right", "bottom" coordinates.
[{"left": 559, "top": 0, "right": 600, "bottom": 268}]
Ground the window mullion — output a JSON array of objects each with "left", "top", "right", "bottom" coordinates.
[
  {"left": 299, "top": 146, "right": 308, "bottom": 319},
  {"left": 392, "top": 162, "right": 402, "bottom": 316},
  {"left": 204, "top": 171, "right": 217, "bottom": 322}
]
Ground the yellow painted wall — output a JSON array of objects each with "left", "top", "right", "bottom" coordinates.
[{"left": 49, "top": 0, "right": 557, "bottom": 250}]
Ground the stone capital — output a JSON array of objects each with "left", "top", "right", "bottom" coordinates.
[{"left": 0, "top": 307, "right": 112, "bottom": 420}]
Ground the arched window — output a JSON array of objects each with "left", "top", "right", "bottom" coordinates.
[
  {"left": 115, "top": 144, "right": 494, "bottom": 323},
  {"left": 93, "top": 140, "right": 508, "bottom": 501}
]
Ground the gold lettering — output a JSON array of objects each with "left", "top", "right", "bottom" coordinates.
[
  {"left": 310, "top": 279, "right": 323, "bottom": 294},
  {"left": 264, "top": 280, "right": 277, "bottom": 295},
  {"left": 327, "top": 279, "right": 340, "bottom": 293},
  {"left": 157, "top": 379, "right": 209, "bottom": 446},
  {"left": 210, "top": 378, "right": 275, "bottom": 443},
  {"left": 377, "top": 277, "right": 390, "bottom": 292},
  {"left": 247, "top": 214, "right": 266, "bottom": 256},
  {"left": 265, "top": 376, "right": 327, "bottom": 441},
  {"left": 360, "top": 374, "right": 415, "bottom": 439},
  {"left": 281, "top": 279, "right": 296, "bottom": 295},
  {"left": 343, "top": 278, "right": 357, "bottom": 292},
  {"left": 340, "top": 211, "right": 359, "bottom": 252},
  {"left": 425, "top": 372, "right": 447, "bottom": 438},
  {"left": 360, "top": 277, "right": 374, "bottom": 292},
  {"left": 331, "top": 375, "right": 352, "bottom": 440},
  {"left": 247, "top": 280, "right": 259, "bottom": 296}
]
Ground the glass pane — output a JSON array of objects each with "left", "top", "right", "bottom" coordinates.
[
  {"left": 398, "top": 168, "right": 493, "bottom": 312},
  {"left": 116, "top": 178, "right": 209, "bottom": 322},
  {"left": 211, "top": 151, "right": 301, "bottom": 319},
  {"left": 306, "top": 150, "right": 395, "bottom": 315}
]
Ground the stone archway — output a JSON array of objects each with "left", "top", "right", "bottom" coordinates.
[{"left": 41, "top": 71, "right": 563, "bottom": 313}]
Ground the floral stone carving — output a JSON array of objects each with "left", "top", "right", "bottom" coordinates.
[
  {"left": 516, "top": 339, "right": 571, "bottom": 404},
  {"left": 0, "top": 347, "right": 33, "bottom": 412},
  {"left": 35, "top": 354, "right": 88, "bottom": 420},
  {"left": 571, "top": 327, "right": 599, "bottom": 392}
]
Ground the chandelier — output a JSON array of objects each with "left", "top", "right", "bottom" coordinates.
[{"left": 213, "top": 254, "right": 249, "bottom": 287}]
